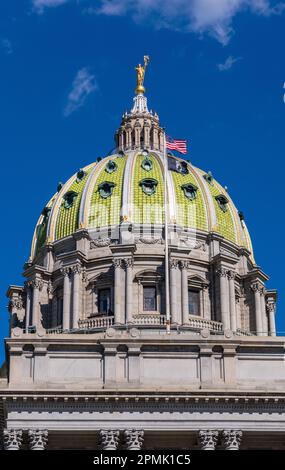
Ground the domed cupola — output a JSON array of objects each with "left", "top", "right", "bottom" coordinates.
[{"left": 7, "top": 57, "right": 276, "bottom": 341}]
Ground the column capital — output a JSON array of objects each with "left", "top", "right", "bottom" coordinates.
[
  {"left": 31, "top": 278, "right": 43, "bottom": 291},
  {"left": 227, "top": 270, "right": 236, "bottom": 280},
  {"left": 216, "top": 267, "right": 228, "bottom": 277},
  {"left": 124, "top": 258, "right": 134, "bottom": 268},
  {"left": 3, "top": 429, "right": 23, "bottom": 450},
  {"left": 28, "top": 429, "right": 48, "bottom": 450},
  {"left": 124, "top": 429, "right": 144, "bottom": 450},
  {"left": 170, "top": 258, "right": 179, "bottom": 269},
  {"left": 251, "top": 281, "right": 263, "bottom": 293},
  {"left": 61, "top": 266, "right": 70, "bottom": 277},
  {"left": 222, "top": 430, "right": 242, "bottom": 450},
  {"left": 113, "top": 258, "right": 123, "bottom": 269},
  {"left": 198, "top": 430, "right": 219, "bottom": 450},
  {"left": 71, "top": 263, "right": 82, "bottom": 275},
  {"left": 180, "top": 260, "right": 190, "bottom": 269},
  {"left": 266, "top": 299, "right": 276, "bottom": 314},
  {"left": 9, "top": 297, "right": 24, "bottom": 312},
  {"left": 100, "top": 430, "right": 120, "bottom": 450}
]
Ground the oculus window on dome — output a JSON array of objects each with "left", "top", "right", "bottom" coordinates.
[
  {"left": 139, "top": 178, "right": 158, "bottom": 196},
  {"left": 141, "top": 156, "right": 153, "bottom": 172},
  {"left": 168, "top": 156, "right": 189, "bottom": 175},
  {"left": 105, "top": 160, "right": 117, "bottom": 174},
  {"left": 98, "top": 181, "right": 116, "bottom": 199},
  {"left": 216, "top": 194, "right": 229, "bottom": 212},
  {"left": 203, "top": 171, "right": 214, "bottom": 185},
  {"left": 181, "top": 183, "right": 198, "bottom": 200},
  {"left": 62, "top": 191, "right": 78, "bottom": 209},
  {"left": 41, "top": 207, "right": 51, "bottom": 219},
  {"left": 76, "top": 169, "right": 86, "bottom": 182}
]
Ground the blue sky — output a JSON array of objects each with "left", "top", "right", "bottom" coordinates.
[{"left": 0, "top": 1, "right": 284, "bottom": 363}]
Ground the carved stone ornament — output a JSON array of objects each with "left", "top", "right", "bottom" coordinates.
[
  {"left": 31, "top": 278, "right": 43, "bottom": 291},
  {"left": 266, "top": 300, "right": 276, "bottom": 314},
  {"left": 9, "top": 297, "right": 24, "bottom": 312},
  {"left": 61, "top": 266, "right": 70, "bottom": 277},
  {"left": 170, "top": 258, "right": 179, "bottom": 269},
  {"left": 222, "top": 430, "right": 242, "bottom": 450},
  {"left": 71, "top": 263, "right": 82, "bottom": 275},
  {"left": 90, "top": 238, "right": 111, "bottom": 248},
  {"left": 3, "top": 429, "right": 23, "bottom": 450},
  {"left": 227, "top": 270, "right": 236, "bottom": 280},
  {"left": 113, "top": 258, "right": 123, "bottom": 269},
  {"left": 100, "top": 430, "right": 120, "bottom": 450},
  {"left": 216, "top": 267, "right": 228, "bottom": 277},
  {"left": 251, "top": 282, "right": 263, "bottom": 293},
  {"left": 180, "top": 260, "right": 190, "bottom": 269},
  {"left": 198, "top": 430, "right": 219, "bottom": 450},
  {"left": 124, "top": 429, "right": 144, "bottom": 450},
  {"left": 124, "top": 258, "right": 134, "bottom": 268},
  {"left": 28, "top": 429, "right": 48, "bottom": 450}
]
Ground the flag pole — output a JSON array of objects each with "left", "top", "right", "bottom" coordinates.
[{"left": 164, "top": 133, "right": 171, "bottom": 334}]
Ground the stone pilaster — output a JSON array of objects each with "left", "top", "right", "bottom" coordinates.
[
  {"left": 260, "top": 288, "right": 268, "bottom": 336},
  {"left": 3, "top": 429, "right": 23, "bottom": 450},
  {"left": 228, "top": 270, "right": 237, "bottom": 332},
  {"left": 170, "top": 258, "right": 179, "bottom": 324},
  {"left": 216, "top": 268, "right": 230, "bottom": 330},
  {"left": 25, "top": 284, "right": 32, "bottom": 330},
  {"left": 31, "top": 277, "right": 43, "bottom": 329},
  {"left": 71, "top": 263, "right": 82, "bottom": 329},
  {"left": 100, "top": 430, "right": 120, "bottom": 450},
  {"left": 28, "top": 429, "right": 48, "bottom": 450},
  {"left": 124, "top": 429, "right": 144, "bottom": 450},
  {"left": 222, "top": 430, "right": 242, "bottom": 450},
  {"left": 61, "top": 267, "right": 71, "bottom": 331},
  {"left": 251, "top": 282, "right": 263, "bottom": 336},
  {"left": 113, "top": 259, "right": 123, "bottom": 324},
  {"left": 180, "top": 260, "right": 190, "bottom": 325},
  {"left": 198, "top": 430, "right": 219, "bottom": 450},
  {"left": 125, "top": 258, "right": 134, "bottom": 323}
]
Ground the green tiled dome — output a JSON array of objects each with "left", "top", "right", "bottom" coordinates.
[{"left": 31, "top": 152, "right": 253, "bottom": 260}]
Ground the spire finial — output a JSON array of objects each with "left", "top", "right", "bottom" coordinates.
[{"left": 135, "top": 55, "right": 150, "bottom": 95}]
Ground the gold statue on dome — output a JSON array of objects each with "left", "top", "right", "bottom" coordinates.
[{"left": 135, "top": 55, "right": 150, "bottom": 94}]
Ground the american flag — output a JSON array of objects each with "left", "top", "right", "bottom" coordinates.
[{"left": 166, "top": 136, "right": 187, "bottom": 155}]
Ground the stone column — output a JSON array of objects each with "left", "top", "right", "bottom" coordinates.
[
  {"left": 267, "top": 299, "right": 276, "bottom": 337},
  {"left": 113, "top": 259, "right": 123, "bottom": 324},
  {"left": 28, "top": 430, "right": 48, "bottom": 450},
  {"left": 25, "top": 283, "right": 32, "bottom": 331},
  {"left": 72, "top": 263, "right": 82, "bottom": 329},
  {"left": 217, "top": 268, "right": 230, "bottom": 330},
  {"left": 100, "top": 430, "right": 120, "bottom": 450},
  {"left": 170, "top": 259, "right": 179, "bottom": 324},
  {"left": 3, "top": 429, "right": 23, "bottom": 450},
  {"left": 61, "top": 267, "right": 71, "bottom": 331},
  {"left": 222, "top": 430, "right": 242, "bottom": 450},
  {"left": 228, "top": 271, "right": 237, "bottom": 332},
  {"left": 180, "top": 261, "right": 190, "bottom": 325},
  {"left": 198, "top": 430, "right": 219, "bottom": 450},
  {"left": 31, "top": 277, "right": 43, "bottom": 329},
  {"left": 260, "top": 288, "right": 268, "bottom": 336},
  {"left": 125, "top": 258, "right": 134, "bottom": 323},
  {"left": 251, "top": 282, "right": 263, "bottom": 336},
  {"left": 124, "top": 429, "right": 144, "bottom": 450}
]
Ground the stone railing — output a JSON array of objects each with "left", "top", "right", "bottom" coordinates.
[
  {"left": 132, "top": 314, "right": 166, "bottom": 326},
  {"left": 236, "top": 328, "right": 253, "bottom": 336},
  {"left": 78, "top": 316, "right": 115, "bottom": 330},
  {"left": 188, "top": 316, "right": 223, "bottom": 332}
]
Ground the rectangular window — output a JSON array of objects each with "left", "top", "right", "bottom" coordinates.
[
  {"left": 98, "top": 288, "right": 111, "bottom": 315},
  {"left": 188, "top": 289, "right": 200, "bottom": 316},
  {"left": 143, "top": 286, "right": 157, "bottom": 311}
]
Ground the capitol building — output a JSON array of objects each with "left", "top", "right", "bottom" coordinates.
[{"left": 0, "top": 60, "right": 284, "bottom": 451}]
